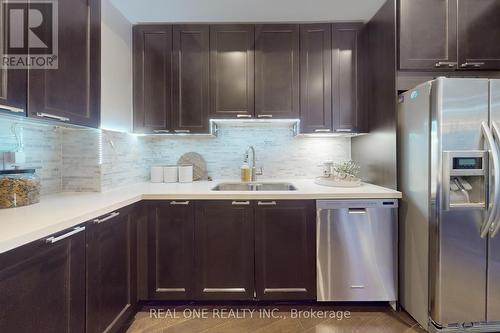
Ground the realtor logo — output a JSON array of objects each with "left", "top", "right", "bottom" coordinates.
[{"left": 1, "top": 0, "right": 58, "bottom": 69}]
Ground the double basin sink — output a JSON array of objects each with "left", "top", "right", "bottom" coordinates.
[{"left": 212, "top": 182, "right": 297, "bottom": 191}]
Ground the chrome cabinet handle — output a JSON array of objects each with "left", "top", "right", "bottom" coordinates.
[
  {"left": 174, "top": 130, "right": 191, "bottom": 133},
  {"left": 315, "top": 129, "right": 331, "bottom": 133},
  {"left": 93, "top": 211, "right": 120, "bottom": 224},
  {"left": 335, "top": 129, "right": 352, "bottom": 132},
  {"left": 435, "top": 61, "right": 457, "bottom": 68},
  {"left": 153, "top": 130, "right": 170, "bottom": 133},
  {"left": 257, "top": 115, "right": 273, "bottom": 118},
  {"left": 460, "top": 62, "right": 485, "bottom": 68},
  {"left": 46, "top": 226, "right": 85, "bottom": 244},
  {"left": 0, "top": 104, "right": 24, "bottom": 113},
  {"left": 170, "top": 201, "right": 190, "bottom": 205},
  {"left": 36, "top": 112, "right": 70, "bottom": 122},
  {"left": 232, "top": 201, "right": 250, "bottom": 206},
  {"left": 480, "top": 122, "right": 500, "bottom": 238},
  {"left": 258, "top": 201, "right": 276, "bottom": 206},
  {"left": 236, "top": 114, "right": 252, "bottom": 118}
]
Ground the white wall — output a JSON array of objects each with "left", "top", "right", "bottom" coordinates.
[
  {"left": 100, "top": 0, "right": 133, "bottom": 132},
  {"left": 111, "top": 0, "right": 385, "bottom": 24}
]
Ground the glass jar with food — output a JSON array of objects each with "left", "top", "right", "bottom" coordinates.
[{"left": 0, "top": 169, "right": 41, "bottom": 209}]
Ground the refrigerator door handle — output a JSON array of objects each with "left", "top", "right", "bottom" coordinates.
[
  {"left": 480, "top": 122, "right": 500, "bottom": 238},
  {"left": 489, "top": 121, "right": 500, "bottom": 238}
]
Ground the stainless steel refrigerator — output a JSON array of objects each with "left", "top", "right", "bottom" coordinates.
[{"left": 398, "top": 78, "right": 500, "bottom": 332}]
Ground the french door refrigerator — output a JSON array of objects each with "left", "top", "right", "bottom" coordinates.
[{"left": 398, "top": 78, "right": 500, "bottom": 332}]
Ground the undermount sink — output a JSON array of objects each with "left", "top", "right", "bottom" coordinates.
[{"left": 211, "top": 182, "right": 297, "bottom": 191}]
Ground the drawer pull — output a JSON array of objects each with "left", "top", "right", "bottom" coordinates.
[
  {"left": 0, "top": 104, "right": 24, "bottom": 113},
  {"left": 351, "top": 285, "right": 365, "bottom": 289},
  {"left": 170, "top": 201, "right": 190, "bottom": 205},
  {"left": 174, "top": 130, "right": 191, "bottom": 133},
  {"left": 460, "top": 62, "right": 485, "bottom": 68},
  {"left": 257, "top": 114, "right": 273, "bottom": 118},
  {"left": 315, "top": 129, "right": 331, "bottom": 133},
  {"left": 236, "top": 114, "right": 252, "bottom": 118},
  {"left": 258, "top": 201, "right": 276, "bottom": 206},
  {"left": 232, "top": 201, "right": 250, "bottom": 206},
  {"left": 203, "top": 288, "right": 246, "bottom": 293},
  {"left": 93, "top": 211, "right": 120, "bottom": 224},
  {"left": 435, "top": 61, "right": 457, "bottom": 68},
  {"left": 46, "top": 226, "right": 85, "bottom": 244},
  {"left": 153, "top": 130, "right": 170, "bottom": 133},
  {"left": 335, "top": 129, "right": 353, "bottom": 133},
  {"left": 36, "top": 112, "right": 70, "bottom": 122}
]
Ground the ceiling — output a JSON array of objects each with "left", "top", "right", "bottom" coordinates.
[{"left": 110, "top": 0, "right": 386, "bottom": 24}]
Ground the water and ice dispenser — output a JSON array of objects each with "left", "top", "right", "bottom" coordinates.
[{"left": 443, "top": 151, "right": 488, "bottom": 210}]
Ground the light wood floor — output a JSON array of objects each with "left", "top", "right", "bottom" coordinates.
[{"left": 126, "top": 304, "right": 427, "bottom": 333}]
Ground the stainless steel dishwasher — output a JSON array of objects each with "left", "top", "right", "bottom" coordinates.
[{"left": 316, "top": 199, "right": 398, "bottom": 305}]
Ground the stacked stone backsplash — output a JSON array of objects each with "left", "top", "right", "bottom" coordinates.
[{"left": 0, "top": 114, "right": 351, "bottom": 195}]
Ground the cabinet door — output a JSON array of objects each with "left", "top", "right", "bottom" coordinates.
[
  {"left": 172, "top": 25, "right": 210, "bottom": 133},
  {"left": 0, "top": 226, "right": 86, "bottom": 333},
  {"left": 255, "top": 200, "right": 316, "bottom": 300},
  {"left": 332, "top": 23, "right": 364, "bottom": 133},
  {"left": 399, "top": 0, "right": 458, "bottom": 70},
  {"left": 300, "top": 24, "right": 332, "bottom": 134},
  {"left": 133, "top": 25, "right": 172, "bottom": 133},
  {"left": 255, "top": 24, "right": 299, "bottom": 119},
  {"left": 28, "top": 0, "right": 100, "bottom": 128},
  {"left": 86, "top": 209, "right": 137, "bottom": 333},
  {"left": 194, "top": 201, "right": 254, "bottom": 300},
  {"left": 147, "top": 201, "right": 194, "bottom": 300},
  {"left": 210, "top": 25, "right": 254, "bottom": 119},
  {"left": 0, "top": 69, "right": 26, "bottom": 116},
  {"left": 457, "top": 0, "right": 500, "bottom": 70}
]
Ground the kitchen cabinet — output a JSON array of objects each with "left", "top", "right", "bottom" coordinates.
[
  {"left": 457, "top": 0, "right": 500, "bottom": 70},
  {"left": 399, "top": 0, "right": 500, "bottom": 71},
  {"left": 146, "top": 201, "right": 195, "bottom": 300},
  {"left": 399, "top": 0, "right": 457, "bottom": 70},
  {"left": 210, "top": 25, "right": 255, "bottom": 119},
  {"left": 0, "top": 69, "right": 26, "bottom": 116},
  {"left": 255, "top": 200, "right": 316, "bottom": 300},
  {"left": 194, "top": 200, "right": 255, "bottom": 300},
  {"left": 255, "top": 24, "right": 300, "bottom": 119},
  {"left": 86, "top": 207, "right": 137, "bottom": 333},
  {"left": 332, "top": 23, "right": 364, "bottom": 133},
  {"left": 300, "top": 24, "right": 333, "bottom": 134},
  {"left": 28, "top": 0, "right": 100, "bottom": 128},
  {"left": 133, "top": 25, "right": 173, "bottom": 133},
  {"left": 0, "top": 225, "right": 86, "bottom": 333},
  {"left": 172, "top": 25, "right": 210, "bottom": 133}
]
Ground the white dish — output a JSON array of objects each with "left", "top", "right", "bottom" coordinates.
[{"left": 314, "top": 176, "right": 362, "bottom": 188}]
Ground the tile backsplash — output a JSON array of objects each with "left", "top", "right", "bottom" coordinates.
[{"left": 0, "top": 115, "right": 351, "bottom": 195}]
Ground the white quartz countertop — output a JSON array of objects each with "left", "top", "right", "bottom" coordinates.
[{"left": 0, "top": 179, "right": 401, "bottom": 254}]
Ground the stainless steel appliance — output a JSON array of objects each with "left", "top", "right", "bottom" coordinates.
[
  {"left": 399, "top": 78, "right": 500, "bottom": 332},
  {"left": 316, "top": 199, "right": 398, "bottom": 306}
]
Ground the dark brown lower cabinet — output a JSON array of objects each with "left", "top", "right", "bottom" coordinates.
[
  {"left": 194, "top": 200, "right": 255, "bottom": 300},
  {"left": 0, "top": 225, "right": 86, "bottom": 333},
  {"left": 255, "top": 200, "right": 316, "bottom": 300},
  {"left": 147, "top": 200, "right": 195, "bottom": 300},
  {"left": 86, "top": 206, "right": 137, "bottom": 333}
]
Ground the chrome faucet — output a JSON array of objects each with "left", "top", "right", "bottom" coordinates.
[{"left": 245, "top": 146, "right": 263, "bottom": 181}]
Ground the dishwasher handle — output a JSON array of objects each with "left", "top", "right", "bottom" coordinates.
[{"left": 348, "top": 208, "right": 367, "bottom": 214}]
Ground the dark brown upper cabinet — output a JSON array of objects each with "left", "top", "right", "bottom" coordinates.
[
  {"left": 210, "top": 25, "right": 255, "bottom": 119},
  {"left": 332, "top": 23, "right": 364, "bottom": 133},
  {"left": 457, "top": 0, "right": 500, "bottom": 70},
  {"left": 399, "top": 0, "right": 457, "bottom": 70},
  {"left": 0, "top": 68, "right": 27, "bottom": 116},
  {"left": 399, "top": 0, "right": 500, "bottom": 71},
  {"left": 172, "top": 25, "right": 210, "bottom": 133},
  {"left": 0, "top": 225, "right": 86, "bottom": 333},
  {"left": 86, "top": 207, "right": 137, "bottom": 333},
  {"left": 28, "top": 0, "right": 100, "bottom": 128},
  {"left": 300, "top": 24, "right": 333, "bottom": 134},
  {"left": 133, "top": 25, "right": 173, "bottom": 134},
  {"left": 194, "top": 201, "right": 255, "bottom": 300},
  {"left": 147, "top": 201, "right": 195, "bottom": 300},
  {"left": 255, "top": 200, "right": 316, "bottom": 301},
  {"left": 255, "top": 24, "right": 300, "bottom": 119}
]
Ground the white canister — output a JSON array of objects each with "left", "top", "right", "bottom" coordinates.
[
  {"left": 150, "top": 166, "right": 164, "bottom": 183},
  {"left": 163, "top": 165, "right": 178, "bottom": 183},
  {"left": 178, "top": 164, "right": 193, "bottom": 183}
]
